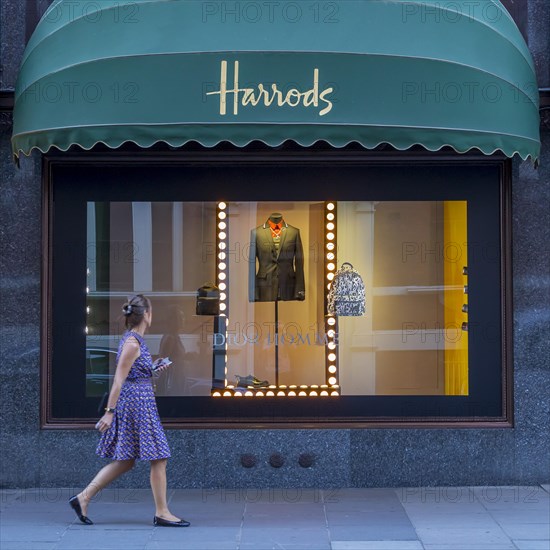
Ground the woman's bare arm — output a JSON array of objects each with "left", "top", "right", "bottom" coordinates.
[{"left": 96, "top": 338, "right": 140, "bottom": 433}]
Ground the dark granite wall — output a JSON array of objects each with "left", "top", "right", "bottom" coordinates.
[{"left": 1, "top": 1, "right": 548, "bottom": 489}]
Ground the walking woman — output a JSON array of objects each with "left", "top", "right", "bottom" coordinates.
[{"left": 69, "top": 294, "right": 190, "bottom": 527}]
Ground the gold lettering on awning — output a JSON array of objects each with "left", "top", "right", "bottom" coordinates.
[{"left": 206, "top": 60, "right": 334, "bottom": 117}]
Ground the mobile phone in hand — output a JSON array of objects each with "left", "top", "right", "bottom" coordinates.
[{"left": 153, "top": 357, "right": 172, "bottom": 371}]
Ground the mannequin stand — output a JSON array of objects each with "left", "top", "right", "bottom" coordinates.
[{"left": 274, "top": 299, "right": 279, "bottom": 386}]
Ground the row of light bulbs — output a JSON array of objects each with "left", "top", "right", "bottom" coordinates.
[
  {"left": 213, "top": 386, "right": 341, "bottom": 397},
  {"left": 217, "top": 202, "right": 229, "bottom": 315},
  {"left": 324, "top": 202, "right": 339, "bottom": 388},
  {"left": 217, "top": 202, "right": 230, "bottom": 385}
]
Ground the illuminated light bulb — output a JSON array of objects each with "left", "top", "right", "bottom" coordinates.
[
  {"left": 218, "top": 242, "right": 226, "bottom": 249},
  {"left": 289, "top": 385, "right": 297, "bottom": 388},
  {"left": 327, "top": 252, "right": 335, "bottom": 261},
  {"left": 331, "top": 391, "right": 339, "bottom": 396},
  {"left": 86, "top": 306, "right": 90, "bottom": 314},
  {"left": 327, "top": 263, "right": 335, "bottom": 271},
  {"left": 300, "top": 385, "right": 308, "bottom": 388},
  {"left": 310, "top": 391, "right": 318, "bottom": 396},
  {"left": 218, "top": 252, "right": 226, "bottom": 260},
  {"left": 219, "top": 283, "right": 226, "bottom": 291},
  {"left": 223, "top": 391, "right": 232, "bottom": 397},
  {"left": 219, "top": 303, "right": 227, "bottom": 311},
  {"left": 279, "top": 385, "right": 287, "bottom": 389},
  {"left": 327, "top": 283, "right": 331, "bottom": 290},
  {"left": 218, "top": 211, "right": 227, "bottom": 220},
  {"left": 245, "top": 391, "right": 254, "bottom": 397},
  {"left": 327, "top": 317, "right": 336, "bottom": 326},
  {"left": 327, "top": 273, "right": 334, "bottom": 281},
  {"left": 219, "top": 232, "right": 227, "bottom": 240},
  {"left": 326, "top": 222, "right": 335, "bottom": 231},
  {"left": 326, "top": 232, "right": 335, "bottom": 241},
  {"left": 327, "top": 203, "right": 335, "bottom": 211},
  {"left": 328, "top": 353, "right": 336, "bottom": 362},
  {"left": 218, "top": 221, "right": 226, "bottom": 230},
  {"left": 218, "top": 262, "right": 227, "bottom": 270},
  {"left": 218, "top": 273, "right": 226, "bottom": 280},
  {"left": 320, "top": 391, "right": 329, "bottom": 396},
  {"left": 85, "top": 326, "right": 88, "bottom": 334},
  {"left": 328, "top": 342, "right": 336, "bottom": 350},
  {"left": 277, "top": 391, "right": 285, "bottom": 396},
  {"left": 212, "top": 392, "right": 221, "bottom": 397},
  {"left": 327, "top": 213, "right": 335, "bottom": 221},
  {"left": 326, "top": 242, "right": 335, "bottom": 250},
  {"left": 328, "top": 365, "right": 337, "bottom": 374},
  {"left": 288, "top": 391, "right": 296, "bottom": 396},
  {"left": 311, "top": 385, "right": 319, "bottom": 388},
  {"left": 268, "top": 385, "right": 277, "bottom": 389},
  {"left": 328, "top": 376, "right": 337, "bottom": 385},
  {"left": 220, "top": 293, "right": 227, "bottom": 300},
  {"left": 255, "top": 392, "right": 264, "bottom": 397},
  {"left": 86, "top": 286, "right": 90, "bottom": 294},
  {"left": 327, "top": 330, "right": 335, "bottom": 338},
  {"left": 266, "top": 391, "right": 275, "bottom": 396},
  {"left": 226, "top": 384, "right": 235, "bottom": 389},
  {"left": 298, "top": 391, "right": 307, "bottom": 396},
  {"left": 218, "top": 202, "right": 227, "bottom": 210},
  {"left": 234, "top": 392, "right": 242, "bottom": 397}
]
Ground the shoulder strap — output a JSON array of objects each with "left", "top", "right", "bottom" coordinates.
[{"left": 125, "top": 331, "right": 144, "bottom": 346}]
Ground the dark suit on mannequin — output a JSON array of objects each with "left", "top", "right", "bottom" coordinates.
[{"left": 249, "top": 216, "right": 306, "bottom": 302}]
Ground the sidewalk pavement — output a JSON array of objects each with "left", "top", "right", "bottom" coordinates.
[{"left": 1, "top": 485, "right": 549, "bottom": 550}]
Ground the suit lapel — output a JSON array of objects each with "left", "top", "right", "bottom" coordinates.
[{"left": 260, "top": 225, "right": 276, "bottom": 256}]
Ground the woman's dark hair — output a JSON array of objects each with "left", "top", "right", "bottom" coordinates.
[{"left": 122, "top": 294, "right": 151, "bottom": 329}]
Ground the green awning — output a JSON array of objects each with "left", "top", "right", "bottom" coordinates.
[{"left": 12, "top": 0, "right": 540, "bottom": 161}]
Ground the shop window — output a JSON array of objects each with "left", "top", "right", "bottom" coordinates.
[{"left": 45, "top": 150, "right": 511, "bottom": 426}]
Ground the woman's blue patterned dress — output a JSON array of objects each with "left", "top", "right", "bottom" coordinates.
[{"left": 96, "top": 331, "right": 171, "bottom": 461}]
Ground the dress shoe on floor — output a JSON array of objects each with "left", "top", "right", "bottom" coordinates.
[
  {"left": 153, "top": 515, "right": 190, "bottom": 527},
  {"left": 69, "top": 495, "right": 93, "bottom": 525}
]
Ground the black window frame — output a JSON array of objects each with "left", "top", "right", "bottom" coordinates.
[{"left": 41, "top": 146, "right": 513, "bottom": 429}]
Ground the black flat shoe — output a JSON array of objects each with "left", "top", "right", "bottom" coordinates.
[
  {"left": 153, "top": 515, "right": 190, "bottom": 527},
  {"left": 69, "top": 495, "right": 93, "bottom": 525}
]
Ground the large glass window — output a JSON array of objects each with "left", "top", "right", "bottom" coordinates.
[{"left": 46, "top": 151, "right": 509, "bottom": 426}]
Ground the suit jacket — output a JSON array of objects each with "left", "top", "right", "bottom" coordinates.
[{"left": 249, "top": 221, "right": 305, "bottom": 302}]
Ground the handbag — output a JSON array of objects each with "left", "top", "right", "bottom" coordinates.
[{"left": 196, "top": 283, "right": 220, "bottom": 315}]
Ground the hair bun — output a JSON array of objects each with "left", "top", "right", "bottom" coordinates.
[{"left": 122, "top": 303, "right": 133, "bottom": 316}]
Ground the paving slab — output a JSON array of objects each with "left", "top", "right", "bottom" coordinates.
[
  {"left": 414, "top": 526, "right": 515, "bottom": 546},
  {"left": 239, "top": 527, "right": 330, "bottom": 550},
  {"left": 0, "top": 543, "right": 59, "bottom": 550},
  {"left": 497, "top": 523, "right": 550, "bottom": 540},
  {"left": 513, "top": 540, "right": 550, "bottom": 550},
  {"left": 331, "top": 542, "right": 423, "bottom": 550},
  {"left": 145, "top": 543, "right": 237, "bottom": 550},
  {"left": 422, "top": 545, "right": 516, "bottom": 550},
  {"left": 328, "top": 525, "right": 419, "bottom": 542}
]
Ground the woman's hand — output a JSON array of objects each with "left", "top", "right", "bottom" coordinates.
[
  {"left": 153, "top": 357, "right": 172, "bottom": 372},
  {"left": 95, "top": 413, "right": 114, "bottom": 433}
]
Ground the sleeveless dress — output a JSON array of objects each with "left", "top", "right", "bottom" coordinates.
[{"left": 96, "top": 331, "right": 171, "bottom": 461}]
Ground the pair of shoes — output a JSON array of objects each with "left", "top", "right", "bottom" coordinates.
[
  {"left": 235, "top": 374, "right": 270, "bottom": 388},
  {"left": 69, "top": 495, "right": 93, "bottom": 525},
  {"left": 153, "top": 515, "right": 190, "bottom": 527}
]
